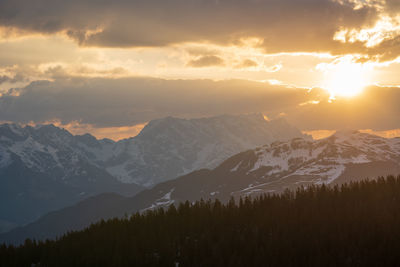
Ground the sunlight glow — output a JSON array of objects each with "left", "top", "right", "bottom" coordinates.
[{"left": 319, "top": 57, "right": 372, "bottom": 98}]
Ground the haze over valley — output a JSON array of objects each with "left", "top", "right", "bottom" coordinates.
[{"left": 1, "top": 0, "right": 400, "bottom": 265}]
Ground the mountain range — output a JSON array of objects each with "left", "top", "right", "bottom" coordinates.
[
  {"left": 2, "top": 130, "right": 400, "bottom": 244},
  {"left": 0, "top": 114, "right": 305, "bottom": 233}
]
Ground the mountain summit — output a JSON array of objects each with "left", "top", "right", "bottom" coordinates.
[
  {"left": 132, "top": 130, "right": 400, "bottom": 211},
  {"left": 3, "top": 131, "right": 400, "bottom": 244},
  {"left": 0, "top": 114, "right": 305, "bottom": 231},
  {"left": 107, "top": 114, "right": 307, "bottom": 186}
]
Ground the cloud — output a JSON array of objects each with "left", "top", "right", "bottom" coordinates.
[
  {"left": 1, "top": 77, "right": 400, "bottom": 131},
  {"left": 185, "top": 47, "right": 220, "bottom": 57},
  {"left": 186, "top": 55, "right": 225, "bottom": 68},
  {"left": 0, "top": 0, "right": 389, "bottom": 59},
  {"left": 51, "top": 120, "right": 147, "bottom": 141},
  {"left": 385, "top": 0, "right": 400, "bottom": 15},
  {"left": 235, "top": 59, "right": 258, "bottom": 69},
  {"left": 0, "top": 75, "right": 14, "bottom": 84},
  {"left": 0, "top": 73, "right": 26, "bottom": 85},
  {"left": 287, "top": 85, "right": 400, "bottom": 130},
  {"left": 0, "top": 77, "right": 320, "bottom": 127}
]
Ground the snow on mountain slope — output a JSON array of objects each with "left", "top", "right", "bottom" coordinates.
[
  {"left": 0, "top": 114, "right": 306, "bottom": 229},
  {"left": 0, "top": 123, "right": 143, "bottom": 229},
  {"left": 138, "top": 130, "right": 400, "bottom": 210},
  {"left": 4, "top": 131, "right": 400, "bottom": 244},
  {"left": 0, "top": 147, "right": 10, "bottom": 168},
  {"left": 0, "top": 114, "right": 306, "bottom": 187},
  {"left": 231, "top": 131, "right": 400, "bottom": 195},
  {"left": 254, "top": 131, "right": 400, "bottom": 175},
  {"left": 103, "top": 114, "right": 307, "bottom": 186}
]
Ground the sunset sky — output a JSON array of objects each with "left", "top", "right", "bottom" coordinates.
[{"left": 1, "top": 0, "right": 400, "bottom": 139}]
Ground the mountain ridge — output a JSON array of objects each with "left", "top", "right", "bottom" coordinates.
[
  {"left": 2, "top": 130, "right": 400, "bottom": 244},
  {"left": 0, "top": 114, "right": 306, "bottom": 231}
]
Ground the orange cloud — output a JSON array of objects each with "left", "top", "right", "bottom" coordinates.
[
  {"left": 360, "top": 129, "right": 400, "bottom": 138},
  {"left": 54, "top": 121, "right": 147, "bottom": 140},
  {"left": 302, "top": 130, "right": 336, "bottom": 140},
  {"left": 54, "top": 121, "right": 146, "bottom": 140},
  {"left": 0, "top": 0, "right": 387, "bottom": 59}
]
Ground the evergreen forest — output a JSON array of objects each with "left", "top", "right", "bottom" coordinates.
[{"left": 2, "top": 176, "right": 400, "bottom": 266}]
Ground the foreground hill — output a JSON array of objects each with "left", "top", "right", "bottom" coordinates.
[
  {"left": 0, "top": 114, "right": 304, "bottom": 231},
  {"left": 2, "top": 176, "right": 400, "bottom": 266},
  {"left": 2, "top": 130, "right": 400, "bottom": 244}
]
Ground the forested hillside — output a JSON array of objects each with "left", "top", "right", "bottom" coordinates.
[{"left": 2, "top": 176, "right": 400, "bottom": 266}]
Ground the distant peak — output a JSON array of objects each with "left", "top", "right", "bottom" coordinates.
[
  {"left": 1, "top": 122, "right": 22, "bottom": 128},
  {"left": 269, "top": 117, "right": 289, "bottom": 124},
  {"left": 77, "top": 132, "right": 97, "bottom": 139},
  {"left": 34, "top": 124, "right": 58, "bottom": 130},
  {"left": 330, "top": 130, "right": 358, "bottom": 140},
  {"left": 144, "top": 116, "right": 185, "bottom": 127},
  {"left": 206, "top": 113, "right": 270, "bottom": 123},
  {"left": 238, "top": 113, "right": 265, "bottom": 120},
  {"left": 146, "top": 113, "right": 268, "bottom": 126},
  {"left": 333, "top": 129, "right": 360, "bottom": 136},
  {"left": 330, "top": 129, "right": 380, "bottom": 142},
  {"left": 148, "top": 116, "right": 185, "bottom": 124},
  {"left": 0, "top": 123, "right": 24, "bottom": 135}
]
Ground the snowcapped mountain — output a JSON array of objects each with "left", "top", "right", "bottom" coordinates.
[
  {"left": 0, "top": 114, "right": 305, "bottom": 230},
  {"left": 131, "top": 130, "right": 400, "bottom": 211},
  {"left": 0, "top": 123, "right": 143, "bottom": 230},
  {"left": 118, "top": 130, "right": 400, "bottom": 212},
  {"left": 104, "top": 114, "right": 306, "bottom": 186},
  {"left": 0, "top": 114, "right": 305, "bottom": 188},
  {"left": 228, "top": 130, "right": 400, "bottom": 196},
  {"left": 3, "top": 130, "right": 400, "bottom": 244}
]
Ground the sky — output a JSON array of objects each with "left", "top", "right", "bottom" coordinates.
[{"left": 1, "top": 0, "right": 400, "bottom": 140}]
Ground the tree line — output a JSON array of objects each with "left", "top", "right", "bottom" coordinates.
[{"left": 2, "top": 175, "right": 400, "bottom": 266}]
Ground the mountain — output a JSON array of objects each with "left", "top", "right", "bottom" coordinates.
[
  {"left": 103, "top": 130, "right": 400, "bottom": 210},
  {"left": 0, "top": 124, "right": 143, "bottom": 231},
  {"left": 2, "top": 130, "right": 400, "bottom": 244},
  {"left": 105, "top": 114, "right": 306, "bottom": 186},
  {"left": 0, "top": 114, "right": 305, "bottom": 232}
]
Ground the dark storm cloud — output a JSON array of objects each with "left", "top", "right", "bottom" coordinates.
[
  {"left": 0, "top": 0, "right": 383, "bottom": 57},
  {"left": 1, "top": 77, "right": 400, "bottom": 131},
  {"left": 0, "top": 77, "right": 321, "bottom": 127}
]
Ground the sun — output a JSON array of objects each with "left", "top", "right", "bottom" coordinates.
[{"left": 322, "top": 60, "right": 370, "bottom": 98}]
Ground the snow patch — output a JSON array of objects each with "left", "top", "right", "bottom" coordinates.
[
  {"left": 106, "top": 163, "right": 132, "bottom": 184},
  {"left": 230, "top": 162, "right": 242, "bottom": 172},
  {"left": 142, "top": 188, "right": 176, "bottom": 211},
  {"left": 0, "top": 148, "right": 11, "bottom": 168},
  {"left": 314, "top": 165, "right": 345, "bottom": 184}
]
